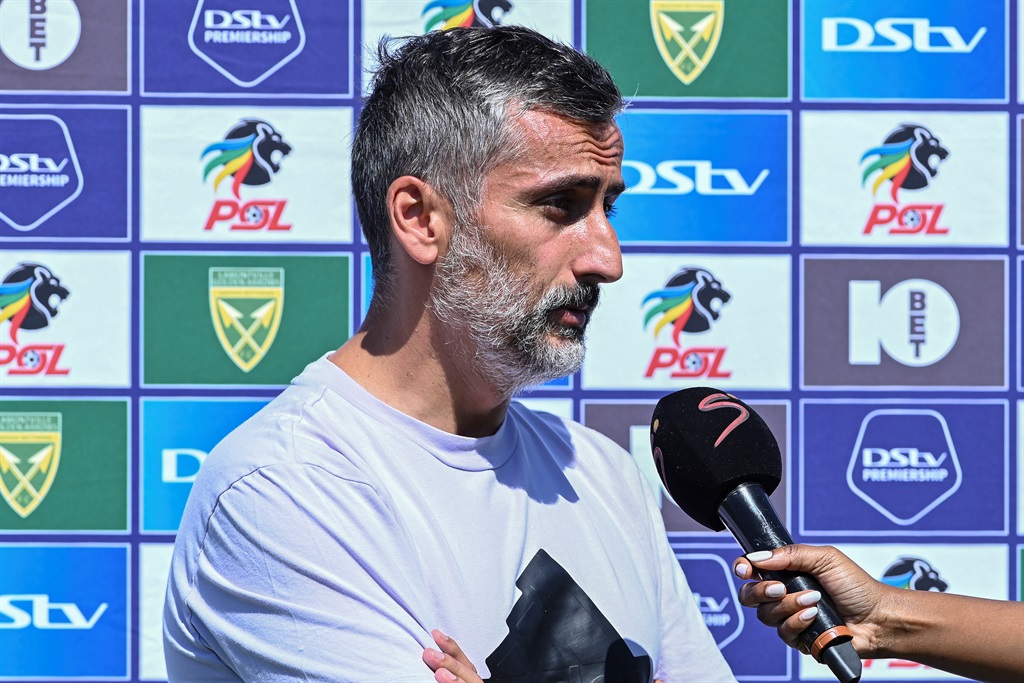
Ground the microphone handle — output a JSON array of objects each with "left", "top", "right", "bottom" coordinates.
[{"left": 718, "top": 482, "right": 862, "bottom": 683}]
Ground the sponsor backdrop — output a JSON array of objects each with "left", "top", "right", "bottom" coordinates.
[{"left": 0, "top": 0, "right": 1020, "bottom": 680}]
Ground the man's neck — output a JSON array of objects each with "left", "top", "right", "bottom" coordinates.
[{"left": 330, "top": 304, "right": 510, "bottom": 438}]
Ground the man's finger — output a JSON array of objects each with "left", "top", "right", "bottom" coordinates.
[{"left": 433, "top": 629, "right": 478, "bottom": 674}]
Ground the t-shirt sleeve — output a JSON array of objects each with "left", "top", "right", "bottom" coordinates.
[
  {"left": 639, "top": 478, "right": 738, "bottom": 683},
  {"left": 166, "top": 462, "right": 435, "bottom": 683}
]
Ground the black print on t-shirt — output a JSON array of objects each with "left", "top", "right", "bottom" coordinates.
[{"left": 483, "top": 549, "right": 653, "bottom": 683}]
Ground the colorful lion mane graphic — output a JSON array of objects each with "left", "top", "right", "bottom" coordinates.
[
  {"left": 422, "top": 0, "right": 512, "bottom": 31},
  {"left": 0, "top": 263, "right": 69, "bottom": 344},
  {"left": 201, "top": 119, "right": 292, "bottom": 199},
  {"left": 880, "top": 557, "right": 949, "bottom": 592},
  {"left": 642, "top": 267, "right": 730, "bottom": 346},
  {"left": 860, "top": 123, "right": 949, "bottom": 203}
]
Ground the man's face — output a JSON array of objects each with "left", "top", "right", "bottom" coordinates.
[{"left": 430, "top": 109, "right": 625, "bottom": 397}]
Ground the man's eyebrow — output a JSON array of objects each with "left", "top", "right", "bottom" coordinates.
[{"left": 528, "top": 174, "right": 627, "bottom": 197}]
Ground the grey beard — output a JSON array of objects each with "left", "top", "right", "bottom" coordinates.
[{"left": 428, "top": 224, "right": 598, "bottom": 399}]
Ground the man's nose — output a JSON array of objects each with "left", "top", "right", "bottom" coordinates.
[{"left": 574, "top": 214, "right": 623, "bottom": 284}]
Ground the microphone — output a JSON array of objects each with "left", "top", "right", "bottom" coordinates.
[{"left": 650, "top": 387, "right": 862, "bottom": 683}]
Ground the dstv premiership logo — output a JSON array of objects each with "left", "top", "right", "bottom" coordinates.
[
  {"left": 849, "top": 278, "right": 959, "bottom": 368},
  {"left": 0, "top": 262, "right": 70, "bottom": 376},
  {"left": 201, "top": 119, "right": 292, "bottom": 232},
  {"left": 650, "top": 0, "right": 723, "bottom": 85},
  {"left": 188, "top": 0, "right": 306, "bottom": 88},
  {"left": 0, "top": 412, "right": 61, "bottom": 518},
  {"left": 679, "top": 555, "right": 743, "bottom": 649},
  {"left": 208, "top": 266, "right": 284, "bottom": 372},
  {"left": 0, "top": 0, "right": 81, "bottom": 71},
  {"left": 642, "top": 267, "right": 731, "bottom": 379},
  {"left": 847, "top": 410, "right": 962, "bottom": 526},
  {"left": 422, "top": 0, "right": 513, "bottom": 31},
  {"left": 860, "top": 124, "right": 950, "bottom": 237},
  {"left": 0, "top": 114, "right": 84, "bottom": 232}
]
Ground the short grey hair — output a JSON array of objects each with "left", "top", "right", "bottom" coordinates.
[{"left": 352, "top": 25, "right": 623, "bottom": 301}]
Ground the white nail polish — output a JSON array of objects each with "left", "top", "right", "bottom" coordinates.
[
  {"left": 734, "top": 562, "right": 750, "bottom": 579},
  {"left": 799, "top": 606, "right": 819, "bottom": 622},
  {"left": 746, "top": 550, "right": 773, "bottom": 562},
  {"left": 797, "top": 591, "right": 821, "bottom": 607},
  {"left": 766, "top": 583, "right": 786, "bottom": 598}
]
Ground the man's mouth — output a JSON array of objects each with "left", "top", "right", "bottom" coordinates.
[{"left": 550, "top": 305, "right": 590, "bottom": 328}]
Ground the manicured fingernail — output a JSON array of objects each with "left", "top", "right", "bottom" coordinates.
[
  {"left": 734, "top": 562, "right": 751, "bottom": 579},
  {"left": 746, "top": 550, "right": 773, "bottom": 562},
  {"left": 766, "top": 583, "right": 786, "bottom": 598},
  {"left": 799, "top": 606, "right": 819, "bottom": 622},
  {"left": 443, "top": 670, "right": 457, "bottom": 681},
  {"left": 797, "top": 591, "right": 821, "bottom": 607}
]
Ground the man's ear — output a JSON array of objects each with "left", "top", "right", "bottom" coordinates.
[{"left": 386, "top": 175, "right": 450, "bottom": 266}]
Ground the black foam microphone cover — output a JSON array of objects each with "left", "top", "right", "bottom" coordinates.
[
  {"left": 650, "top": 387, "right": 862, "bottom": 683},
  {"left": 649, "top": 387, "right": 781, "bottom": 531}
]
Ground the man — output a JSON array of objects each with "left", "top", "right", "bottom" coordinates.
[{"left": 164, "top": 26, "right": 735, "bottom": 683}]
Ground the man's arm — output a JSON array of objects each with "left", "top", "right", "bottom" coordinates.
[
  {"left": 734, "top": 544, "right": 1024, "bottom": 683},
  {"left": 165, "top": 463, "right": 436, "bottom": 682}
]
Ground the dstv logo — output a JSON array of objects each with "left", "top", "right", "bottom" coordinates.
[
  {"left": 861, "top": 447, "right": 950, "bottom": 482},
  {"left": 0, "top": 594, "right": 106, "bottom": 630},
  {"left": 822, "top": 18, "right": 986, "bottom": 53},
  {"left": 204, "top": 9, "right": 291, "bottom": 30},
  {"left": 0, "top": 153, "right": 68, "bottom": 173},
  {"left": 623, "top": 160, "right": 768, "bottom": 196}
]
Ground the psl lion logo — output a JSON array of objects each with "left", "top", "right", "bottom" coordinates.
[
  {"left": 422, "top": 0, "right": 513, "bottom": 31},
  {"left": 642, "top": 267, "right": 730, "bottom": 344},
  {"left": 881, "top": 557, "right": 949, "bottom": 592},
  {"left": 201, "top": 119, "right": 292, "bottom": 199},
  {"left": 0, "top": 263, "right": 70, "bottom": 344},
  {"left": 861, "top": 124, "right": 949, "bottom": 203}
]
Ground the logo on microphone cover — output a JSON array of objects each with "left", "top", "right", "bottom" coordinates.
[
  {"left": 643, "top": 267, "right": 732, "bottom": 379},
  {"left": 201, "top": 118, "right": 292, "bottom": 232},
  {"left": 848, "top": 278, "right": 959, "bottom": 368},
  {"left": 0, "top": 262, "right": 70, "bottom": 377},
  {"left": 861, "top": 124, "right": 950, "bottom": 237},
  {"left": 188, "top": 0, "right": 306, "bottom": 88},
  {"left": 847, "top": 410, "right": 962, "bottom": 526},
  {"left": 697, "top": 393, "right": 748, "bottom": 447}
]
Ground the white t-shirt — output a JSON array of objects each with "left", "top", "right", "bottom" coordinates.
[{"left": 164, "top": 355, "right": 736, "bottom": 683}]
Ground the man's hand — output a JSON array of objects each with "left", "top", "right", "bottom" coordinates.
[{"left": 422, "top": 629, "right": 483, "bottom": 683}]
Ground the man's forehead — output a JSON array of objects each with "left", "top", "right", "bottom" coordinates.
[{"left": 504, "top": 110, "right": 624, "bottom": 171}]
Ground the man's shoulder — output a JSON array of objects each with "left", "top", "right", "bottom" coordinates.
[{"left": 195, "top": 368, "right": 377, "bottom": 493}]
